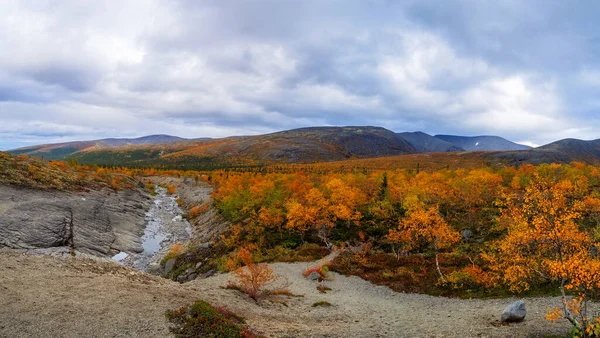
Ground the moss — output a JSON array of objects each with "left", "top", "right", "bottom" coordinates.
[{"left": 165, "top": 300, "right": 263, "bottom": 337}]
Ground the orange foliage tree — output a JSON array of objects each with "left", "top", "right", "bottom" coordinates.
[
  {"left": 488, "top": 173, "right": 600, "bottom": 334},
  {"left": 226, "top": 247, "right": 277, "bottom": 300},
  {"left": 387, "top": 203, "right": 459, "bottom": 282}
]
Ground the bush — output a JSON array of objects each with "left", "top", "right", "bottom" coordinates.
[
  {"left": 303, "top": 263, "right": 330, "bottom": 281},
  {"left": 226, "top": 247, "right": 278, "bottom": 300},
  {"left": 165, "top": 300, "right": 263, "bottom": 337}
]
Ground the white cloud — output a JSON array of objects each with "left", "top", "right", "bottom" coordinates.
[{"left": 1, "top": 0, "right": 600, "bottom": 150}]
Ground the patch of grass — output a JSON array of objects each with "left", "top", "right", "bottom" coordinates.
[
  {"left": 145, "top": 183, "right": 157, "bottom": 196},
  {"left": 166, "top": 300, "right": 264, "bottom": 338},
  {"left": 312, "top": 301, "right": 332, "bottom": 307}
]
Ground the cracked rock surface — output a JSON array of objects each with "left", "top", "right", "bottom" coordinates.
[{"left": 0, "top": 184, "right": 152, "bottom": 256}]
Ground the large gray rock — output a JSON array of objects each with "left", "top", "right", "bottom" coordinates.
[
  {"left": 0, "top": 185, "right": 152, "bottom": 256},
  {"left": 163, "top": 258, "right": 177, "bottom": 274},
  {"left": 307, "top": 271, "right": 321, "bottom": 281},
  {"left": 501, "top": 300, "right": 526, "bottom": 323}
]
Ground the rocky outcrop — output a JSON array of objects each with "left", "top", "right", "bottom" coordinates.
[
  {"left": 501, "top": 300, "right": 526, "bottom": 323},
  {"left": 0, "top": 184, "right": 152, "bottom": 256}
]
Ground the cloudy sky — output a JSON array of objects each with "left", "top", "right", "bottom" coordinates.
[{"left": 1, "top": 0, "right": 600, "bottom": 150}]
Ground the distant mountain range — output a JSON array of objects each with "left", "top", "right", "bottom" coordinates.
[
  {"left": 489, "top": 138, "right": 600, "bottom": 165},
  {"left": 9, "top": 135, "right": 190, "bottom": 160},
  {"left": 7, "top": 126, "right": 599, "bottom": 168},
  {"left": 397, "top": 132, "right": 463, "bottom": 153},
  {"left": 434, "top": 135, "right": 531, "bottom": 151}
]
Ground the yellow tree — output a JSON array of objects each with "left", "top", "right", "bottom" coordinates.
[
  {"left": 387, "top": 203, "right": 459, "bottom": 281},
  {"left": 285, "top": 187, "right": 334, "bottom": 247},
  {"left": 489, "top": 173, "right": 600, "bottom": 334},
  {"left": 326, "top": 178, "right": 363, "bottom": 227}
]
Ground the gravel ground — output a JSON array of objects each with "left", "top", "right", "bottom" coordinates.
[{"left": 0, "top": 249, "right": 586, "bottom": 338}]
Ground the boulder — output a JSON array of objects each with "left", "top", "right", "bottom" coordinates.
[
  {"left": 307, "top": 271, "right": 321, "bottom": 281},
  {"left": 501, "top": 300, "right": 526, "bottom": 323},
  {"left": 164, "top": 258, "right": 177, "bottom": 274},
  {"left": 198, "top": 242, "right": 212, "bottom": 249},
  {"left": 147, "top": 262, "right": 161, "bottom": 275}
]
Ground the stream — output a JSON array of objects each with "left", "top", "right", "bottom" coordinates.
[{"left": 112, "top": 185, "right": 192, "bottom": 272}]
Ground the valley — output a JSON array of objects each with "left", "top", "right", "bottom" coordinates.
[{"left": 3, "top": 129, "right": 600, "bottom": 337}]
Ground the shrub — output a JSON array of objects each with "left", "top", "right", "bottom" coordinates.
[
  {"left": 189, "top": 203, "right": 210, "bottom": 219},
  {"left": 167, "top": 185, "right": 177, "bottom": 195},
  {"left": 303, "top": 263, "right": 330, "bottom": 281},
  {"left": 165, "top": 300, "right": 263, "bottom": 338},
  {"left": 226, "top": 247, "right": 278, "bottom": 300},
  {"left": 162, "top": 243, "right": 187, "bottom": 264}
]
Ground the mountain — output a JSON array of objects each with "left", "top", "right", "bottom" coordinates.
[
  {"left": 66, "top": 126, "right": 418, "bottom": 168},
  {"left": 397, "top": 132, "right": 464, "bottom": 153},
  {"left": 434, "top": 135, "right": 531, "bottom": 151},
  {"left": 9, "top": 135, "right": 188, "bottom": 160},
  {"left": 489, "top": 138, "right": 600, "bottom": 165}
]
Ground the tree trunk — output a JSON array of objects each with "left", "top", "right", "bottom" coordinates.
[{"left": 434, "top": 243, "right": 446, "bottom": 282}]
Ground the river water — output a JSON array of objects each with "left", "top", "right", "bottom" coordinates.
[{"left": 112, "top": 185, "right": 192, "bottom": 272}]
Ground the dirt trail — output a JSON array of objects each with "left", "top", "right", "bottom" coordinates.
[{"left": 0, "top": 250, "right": 584, "bottom": 338}]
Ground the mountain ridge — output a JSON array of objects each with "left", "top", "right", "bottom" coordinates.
[
  {"left": 10, "top": 126, "right": 598, "bottom": 168},
  {"left": 434, "top": 135, "right": 531, "bottom": 151},
  {"left": 398, "top": 132, "right": 464, "bottom": 153}
]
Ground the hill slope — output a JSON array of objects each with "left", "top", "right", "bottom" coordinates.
[
  {"left": 67, "top": 126, "right": 418, "bottom": 168},
  {"left": 434, "top": 135, "right": 531, "bottom": 151},
  {"left": 398, "top": 132, "right": 464, "bottom": 152},
  {"left": 488, "top": 138, "right": 600, "bottom": 165},
  {"left": 10, "top": 135, "right": 187, "bottom": 160}
]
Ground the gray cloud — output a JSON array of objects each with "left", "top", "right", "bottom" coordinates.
[{"left": 1, "top": 0, "right": 600, "bottom": 150}]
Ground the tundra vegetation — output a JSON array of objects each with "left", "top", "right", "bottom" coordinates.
[{"left": 208, "top": 162, "right": 600, "bottom": 336}]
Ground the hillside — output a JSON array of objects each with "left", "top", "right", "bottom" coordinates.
[
  {"left": 434, "top": 135, "right": 531, "bottom": 151},
  {"left": 0, "top": 151, "right": 135, "bottom": 191},
  {"left": 16, "top": 127, "right": 599, "bottom": 170},
  {"left": 66, "top": 126, "right": 418, "bottom": 169},
  {"left": 488, "top": 138, "right": 600, "bottom": 165},
  {"left": 10, "top": 135, "right": 188, "bottom": 160},
  {"left": 398, "top": 132, "right": 464, "bottom": 152}
]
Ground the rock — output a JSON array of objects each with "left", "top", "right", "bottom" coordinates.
[
  {"left": 147, "top": 263, "right": 161, "bottom": 274},
  {"left": 0, "top": 185, "right": 152, "bottom": 256},
  {"left": 195, "top": 262, "right": 203, "bottom": 269},
  {"left": 187, "top": 274, "right": 197, "bottom": 281},
  {"left": 461, "top": 229, "right": 473, "bottom": 239},
  {"left": 198, "top": 242, "right": 212, "bottom": 249},
  {"left": 307, "top": 271, "right": 321, "bottom": 281},
  {"left": 501, "top": 300, "right": 526, "bottom": 323},
  {"left": 200, "top": 270, "right": 215, "bottom": 279},
  {"left": 164, "top": 258, "right": 177, "bottom": 274}
]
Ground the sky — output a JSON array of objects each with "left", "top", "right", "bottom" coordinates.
[{"left": 2, "top": 0, "right": 600, "bottom": 150}]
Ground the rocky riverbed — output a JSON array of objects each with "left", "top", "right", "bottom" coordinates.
[{"left": 116, "top": 185, "right": 192, "bottom": 272}]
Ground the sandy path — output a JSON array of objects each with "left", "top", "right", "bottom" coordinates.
[{"left": 0, "top": 250, "right": 585, "bottom": 338}]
